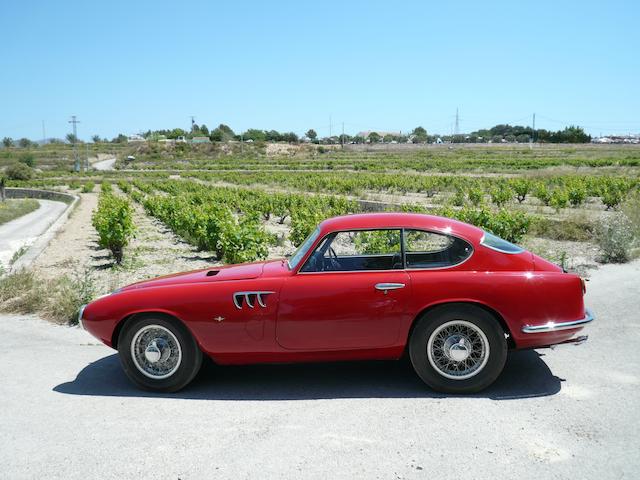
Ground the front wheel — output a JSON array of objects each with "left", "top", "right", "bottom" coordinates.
[
  {"left": 118, "top": 314, "right": 203, "bottom": 392},
  {"left": 409, "top": 305, "right": 507, "bottom": 394}
]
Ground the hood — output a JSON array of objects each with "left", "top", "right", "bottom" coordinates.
[{"left": 118, "top": 261, "right": 267, "bottom": 291}]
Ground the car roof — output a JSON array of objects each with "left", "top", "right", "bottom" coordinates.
[{"left": 319, "top": 212, "right": 484, "bottom": 242}]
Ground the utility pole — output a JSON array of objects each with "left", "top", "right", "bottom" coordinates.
[
  {"left": 41, "top": 120, "right": 46, "bottom": 143},
  {"left": 454, "top": 108, "right": 460, "bottom": 135},
  {"left": 68, "top": 115, "right": 80, "bottom": 172},
  {"left": 531, "top": 113, "right": 536, "bottom": 147},
  {"left": 190, "top": 116, "right": 196, "bottom": 133},
  {"left": 341, "top": 122, "right": 345, "bottom": 148},
  {"left": 329, "top": 114, "right": 332, "bottom": 140}
]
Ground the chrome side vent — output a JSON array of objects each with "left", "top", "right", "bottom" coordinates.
[{"left": 233, "top": 291, "right": 275, "bottom": 309}]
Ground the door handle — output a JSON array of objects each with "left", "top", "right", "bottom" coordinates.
[{"left": 375, "top": 283, "right": 405, "bottom": 294}]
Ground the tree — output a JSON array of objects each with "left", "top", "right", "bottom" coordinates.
[
  {"left": 411, "top": 126, "right": 428, "bottom": 143},
  {"left": 112, "top": 133, "right": 127, "bottom": 143},
  {"left": 92, "top": 134, "right": 101, "bottom": 143},
  {"left": 281, "top": 132, "right": 299, "bottom": 143},
  {"left": 368, "top": 132, "right": 381, "bottom": 143},
  {"left": 18, "top": 138, "right": 31, "bottom": 148},
  {"left": 265, "top": 130, "right": 282, "bottom": 142},
  {"left": 306, "top": 129, "right": 318, "bottom": 142},
  {"left": 2, "top": 137, "right": 13, "bottom": 148},
  {"left": 5, "top": 162, "right": 34, "bottom": 180},
  {"left": 210, "top": 124, "right": 235, "bottom": 142},
  {"left": 242, "top": 129, "right": 267, "bottom": 142},
  {"left": 66, "top": 133, "right": 78, "bottom": 144},
  {"left": 199, "top": 124, "right": 209, "bottom": 136}
]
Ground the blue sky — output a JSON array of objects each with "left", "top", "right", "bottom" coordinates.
[{"left": 1, "top": 0, "right": 638, "bottom": 140}]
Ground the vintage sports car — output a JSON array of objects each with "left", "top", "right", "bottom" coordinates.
[{"left": 80, "top": 213, "right": 594, "bottom": 394}]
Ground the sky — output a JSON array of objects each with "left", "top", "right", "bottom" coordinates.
[{"left": 1, "top": 0, "right": 639, "bottom": 140}]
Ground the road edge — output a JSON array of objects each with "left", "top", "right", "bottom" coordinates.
[{"left": 6, "top": 188, "right": 80, "bottom": 272}]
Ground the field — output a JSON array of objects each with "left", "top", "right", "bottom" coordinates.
[{"left": 1, "top": 142, "right": 640, "bottom": 323}]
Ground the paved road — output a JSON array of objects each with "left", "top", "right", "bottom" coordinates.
[
  {"left": 93, "top": 157, "right": 116, "bottom": 171},
  {"left": 0, "top": 200, "right": 67, "bottom": 270},
  {"left": 1, "top": 261, "right": 639, "bottom": 479}
]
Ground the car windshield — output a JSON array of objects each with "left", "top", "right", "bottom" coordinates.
[
  {"left": 480, "top": 231, "right": 524, "bottom": 254},
  {"left": 287, "top": 227, "right": 321, "bottom": 269}
]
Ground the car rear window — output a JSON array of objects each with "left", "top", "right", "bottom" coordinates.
[{"left": 480, "top": 231, "right": 524, "bottom": 254}]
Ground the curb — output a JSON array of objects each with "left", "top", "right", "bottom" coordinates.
[{"left": 6, "top": 188, "right": 80, "bottom": 272}]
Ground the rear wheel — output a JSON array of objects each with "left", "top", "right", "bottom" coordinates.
[
  {"left": 409, "top": 305, "right": 507, "bottom": 394},
  {"left": 118, "top": 314, "right": 203, "bottom": 392}
]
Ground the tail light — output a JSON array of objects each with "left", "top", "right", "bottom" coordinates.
[{"left": 580, "top": 277, "right": 587, "bottom": 295}]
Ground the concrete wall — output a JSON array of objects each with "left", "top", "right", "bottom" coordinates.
[{"left": 5, "top": 188, "right": 76, "bottom": 204}]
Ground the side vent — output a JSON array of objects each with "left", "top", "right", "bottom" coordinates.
[
  {"left": 233, "top": 291, "right": 275, "bottom": 309},
  {"left": 206, "top": 270, "right": 219, "bottom": 277}
]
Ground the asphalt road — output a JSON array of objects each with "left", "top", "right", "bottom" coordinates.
[
  {"left": 92, "top": 157, "right": 116, "bottom": 171},
  {"left": 0, "top": 200, "right": 67, "bottom": 270},
  {"left": 1, "top": 261, "right": 639, "bottom": 479}
]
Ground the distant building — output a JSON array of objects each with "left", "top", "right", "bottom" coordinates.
[
  {"left": 357, "top": 130, "right": 402, "bottom": 140},
  {"left": 191, "top": 136, "right": 210, "bottom": 144},
  {"left": 127, "top": 134, "right": 145, "bottom": 143},
  {"left": 592, "top": 135, "right": 639, "bottom": 144}
]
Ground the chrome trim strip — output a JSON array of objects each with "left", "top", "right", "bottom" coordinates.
[
  {"left": 521, "top": 308, "right": 595, "bottom": 334},
  {"left": 78, "top": 304, "right": 87, "bottom": 329},
  {"left": 233, "top": 291, "right": 275, "bottom": 309}
]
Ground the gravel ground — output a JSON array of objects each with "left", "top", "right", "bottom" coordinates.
[{"left": 0, "top": 261, "right": 639, "bottom": 479}]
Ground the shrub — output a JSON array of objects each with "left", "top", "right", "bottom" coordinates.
[
  {"left": 218, "top": 213, "right": 270, "bottom": 264},
  {"left": 19, "top": 153, "right": 36, "bottom": 168},
  {"left": 5, "top": 162, "right": 34, "bottom": 180},
  {"left": 596, "top": 213, "right": 634, "bottom": 263},
  {"left": 534, "top": 183, "right": 551, "bottom": 206},
  {"left": 92, "top": 192, "right": 135, "bottom": 263},
  {"left": 490, "top": 185, "right": 512, "bottom": 207},
  {"left": 467, "top": 187, "right": 484, "bottom": 206},
  {"left": 512, "top": 179, "right": 531, "bottom": 203},
  {"left": 568, "top": 184, "right": 587, "bottom": 207},
  {"left": 81, "top": 181, "right": 95, "bottom": 193},
  {"left": 68, "top": 179, "right": 81, "bottom": 190},
  {"left": 452, "top": 189, "right": 465, "bottom": 206},
  {"left": 601, "top": 187, "right": 623, "bottom": 210},
  {"left": 549, "top": 189, "right": 569, "bottom": 211}
]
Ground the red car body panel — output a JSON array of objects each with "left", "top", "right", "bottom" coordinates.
[{"left": 81, "top": 213, "right": 590, "bottom": 364}]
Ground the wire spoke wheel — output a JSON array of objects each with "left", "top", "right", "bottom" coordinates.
[
  {"left": 427, "top": 320, "right": 490, "bottom": 380},
  {"left": 130, "top": 324, "right": 183, "bottom": 380}
]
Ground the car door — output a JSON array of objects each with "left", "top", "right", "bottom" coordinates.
[{"left": 276, "top": 229, "right": 411, "bottom": 351}]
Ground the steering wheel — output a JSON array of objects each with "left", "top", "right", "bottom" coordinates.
[{"left": 325, "top": 246, "right": 341, "bottom": 271}]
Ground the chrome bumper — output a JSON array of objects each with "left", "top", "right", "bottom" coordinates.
[
  {"left": 78, "top": 304, "right": 87, "bottom": 329},
  {"left": 521, "top": 308, "right": 595, "bottom": 334}
]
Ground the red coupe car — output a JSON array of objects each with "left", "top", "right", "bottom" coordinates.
[{"left": 80, "top": 213, "right": 594, "bottom": 394}]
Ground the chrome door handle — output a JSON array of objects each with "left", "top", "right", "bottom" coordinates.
[{"left": 375, "top": 283, "right": 405, "bottom": 294}]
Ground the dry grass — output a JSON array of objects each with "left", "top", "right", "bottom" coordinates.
[
  {"left": 0, "top": 268, "right": 96, "bottom": 325},
  {"left": 0, "top": 199, "right": 39, "bottom": 225}
]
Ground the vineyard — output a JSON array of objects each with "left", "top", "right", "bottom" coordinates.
[{"left": 2, "top": 143, "right": 640, "bottom": 273}]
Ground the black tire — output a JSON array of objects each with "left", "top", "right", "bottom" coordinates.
[
  {"left": 118, "top": 314, "right": 203, "bottom": 392},
  {"left": 409, "top": 304, "right": 507, "bottom": 394}
]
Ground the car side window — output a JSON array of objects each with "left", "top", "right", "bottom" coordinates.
[
  {"left": 404, "top": 229, "right": 472, "bottom": 269},
  {"left": 300, "top": 229, "right": 402, "bottom": 272}
]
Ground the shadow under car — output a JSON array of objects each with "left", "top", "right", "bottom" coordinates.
[{"left": 54, "top": 350, "right": 563, "bottom": 401}]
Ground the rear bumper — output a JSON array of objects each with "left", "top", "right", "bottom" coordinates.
[
  {"left": 521, "top": 308, "right": 595, "bottom": 334},
  {"left": 78, "top": 304, "right": 87, "bottom": 330}
]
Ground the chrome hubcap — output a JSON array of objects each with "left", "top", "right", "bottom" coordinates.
[
  {"left": 427, "top": 320, "right": 490, "bottom": 380},
  {"left": 131, "top": 325, "right": 182, "bottom": 379}
]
